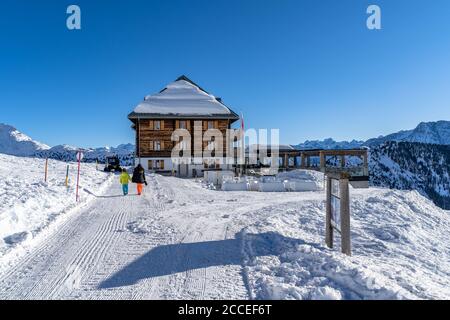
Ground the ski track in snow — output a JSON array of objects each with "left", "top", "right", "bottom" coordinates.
[
  {"left": 0, "top": 174, "right": 267, "bottom": 299},
  {"left": 0, "top": 173, "right": 449, "bottom": 300}
]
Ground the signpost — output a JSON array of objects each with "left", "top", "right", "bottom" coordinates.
[
  {"left": 76, "top": 151, "right": 84, "bottom": 202},
  {"left": 325, "top": 175, "right": 351, "bottom": 256}
]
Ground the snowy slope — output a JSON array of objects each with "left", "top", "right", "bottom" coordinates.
[
  {"left": 0, "top": 174, "right": 448, "bottom": 299},
  {"left": 369, "top": 141, "right": 450, "bottom": 209},
  {"left": 242, "top": 187, "right": 450, "bottom": 299},
  {"left": 0, "top": 124, "right": 49, "bottom": 156},
  {"left": 0, "top": 153, "right": 112, "bottom": 270}
]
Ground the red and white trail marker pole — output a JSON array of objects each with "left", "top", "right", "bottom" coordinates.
[{"left": 76, "top": 151, "right": 84, "bottom": 202}]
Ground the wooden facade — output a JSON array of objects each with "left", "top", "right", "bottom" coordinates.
[{"left": 134, "top": 119, "right": 232, "bottom": 158}]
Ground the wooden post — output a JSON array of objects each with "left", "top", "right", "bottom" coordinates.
[
  {"left": 65, "top": 164, "right": 69, "bottom": 187},
  {"left": 340, "top": 178, "right": 351, "bottom": 256},
  {"left": 301, "top": 153, "right": 306, "bottom": 168},
  {"left": 284, "top": 154, "right": 288, "bottom": 170},
  {"left": 325, "top": 176, "right": 333, "bottom": 248},
  {"left": 363, "top": 152, "right": 368, "bottom": 176},
  {"left": 320, "top": 152, "right": 325, "bottom": 170},
  {"left": 76, "top": 151, "right": 83, "bottom": 202},
  {"left": 44, "top": 158, "right": 48, "bottom": 182},
  {"left": 340, "top": 155, "right": 345, "bottom": 168}
]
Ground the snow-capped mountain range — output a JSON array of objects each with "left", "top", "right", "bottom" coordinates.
[
  {"left": 294, "top": 121, "right": 450, "bottom": 150},
  {"left": 35, "top": 143, "right": 135, "bottom": 165},
  {"left": 0, "top": 123, "right": 135, "bottom": 165},
  {"left": 0, "top": 124, "right": 50, "bottom": 157},
  {"left": 294, "top": 138, "right": 364, "bottom": 150}
]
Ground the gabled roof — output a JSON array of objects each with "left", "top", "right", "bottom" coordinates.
[{"left": 128, "top": 75, "right": 240, "bottom": 121}]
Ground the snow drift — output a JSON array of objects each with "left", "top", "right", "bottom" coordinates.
[
  {"left": 0, "top": 154, "right": 112, "bottom": 271},
  {"left": 241, "top": 188, "right": 450, "bottom": 300}
]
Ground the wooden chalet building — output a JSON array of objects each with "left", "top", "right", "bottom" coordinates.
[{"left": 128, "top": 75, "right": 240, "bottom": 177}]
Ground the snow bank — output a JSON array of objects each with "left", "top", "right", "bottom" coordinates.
[
  {"left": 219, "top": 170, "right": 324, "bottom": 193},
  {"left": 276, "top": 169, "right": 324, "bottom": 190},
  {"left": 241, "top": 188, "right": 450, "bottom": 300},
  {"left": 0, "top": 154, "right": 112, "bottom": 270}
]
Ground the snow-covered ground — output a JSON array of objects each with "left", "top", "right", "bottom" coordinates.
[
  {"left": 242, "top": 188, "right": 450, "bottom": 299},
  {"left": 0, "top": 169, "right": 448, "bottom": 300},
  {"left": 0, "top": 154, "right": 112, "bottom": 272}
]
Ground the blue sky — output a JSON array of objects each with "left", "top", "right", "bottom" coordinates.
[{"left": 1, "top": 0, "right": 449, "bottom": 147}]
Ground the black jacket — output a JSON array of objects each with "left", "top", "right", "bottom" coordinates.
[{"left": 132, "top": 166, "right": 146, "bottom": 184}]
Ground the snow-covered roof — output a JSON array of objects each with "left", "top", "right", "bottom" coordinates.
[{"left": 129, "top": 76, "right": 239, "bottom": 120}]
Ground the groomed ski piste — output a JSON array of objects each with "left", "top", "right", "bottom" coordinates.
[{"left": 0, "top": 154, "right": 449, "bottom": 299}]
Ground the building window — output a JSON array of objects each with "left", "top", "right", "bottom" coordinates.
[
  {"left": 207, "top": 121, "right": 214, "bottom": 129},
  {"left": 148, "top": 160, "right": 165, "bottom": 170},
  {"left": 179, "top": 120, "right": 187, "bottom": 129},
  {"left": 154, "top": 141, "right": 161, "bottom": 151},
  {"left": 154, "top": 120, "right": 161, "bottom": 130}
]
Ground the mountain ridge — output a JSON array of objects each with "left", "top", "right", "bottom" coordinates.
[{"left": 294, "top": 120, "right": 450, "bottom": 150}]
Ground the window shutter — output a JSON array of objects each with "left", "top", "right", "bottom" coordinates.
[
  {"left": 161, "top": 120, "right": 164, "bottom": 130},
  {"left": 161, "top": 141, "right": 164, "bottom": 150},
  {"left": 148, "top": 160, "right": 153, "bottom": 169},
  {"left": 187, "top": 120, "right": 191, "bottom": 131},
  {"left": 149, "top": 140, "right": 153, "bottom": 150},
  {"left": 215, "top": 120, "right": 219, "bottom": 129},
  {"left": 176, "top": 120, "right": 179, "bottom": 129},
  {"left": 160, "top": 160, "right": 165, "bottom": 170},
  {"left": 149, "top": 120, "right": 154, "bottom": 130},
  {"left": 203, "top": 121, "right": 207, "bottom": 131}
]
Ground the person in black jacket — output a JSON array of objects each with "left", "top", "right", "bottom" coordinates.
[{"left": 132, "top": 164, "right": 147, "bottom": 195}]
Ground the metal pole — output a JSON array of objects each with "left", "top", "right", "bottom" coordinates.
[
  {"left": 138, "top": 117, "right": 141, "bottom": 165},
  {"left": 76, "top": 153, "right": 81, "bottom": 202}
]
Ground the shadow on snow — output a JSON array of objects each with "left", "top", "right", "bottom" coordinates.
[{"left": 98, "top": 231, "right": 319, "bottom": 289}]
